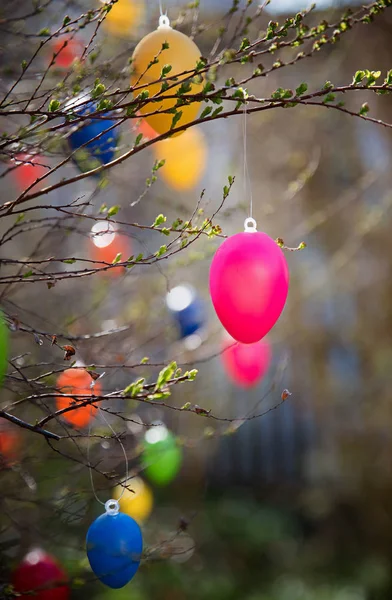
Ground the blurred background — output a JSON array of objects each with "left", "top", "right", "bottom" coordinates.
[{"left": 2, "top": 0, "right": 392, "bottom": 599}]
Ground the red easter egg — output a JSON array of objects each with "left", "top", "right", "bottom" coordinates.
[
  {"left": 13, "top": 154, "right": 48, "bottom": 192},
  {"left": 0, "top": 422, "right": 20, "bottom": 467},
  {"left": 89, "top": 222, "right": 131, "bottom": 277},
  {"left": 56, "top": 368, "right": 100, "bottom": 428},
  {"left": 210, "top": 225, "right": 289, "bottom": 344},
  {"left": 12, "top": 548, "right": 69, "bottom": 600},
  {"left": 221, "top": 334, "right": 271, "bottom": 388},
  {"left": 52, "top": 37, "right": 82, "bottom": 68}
]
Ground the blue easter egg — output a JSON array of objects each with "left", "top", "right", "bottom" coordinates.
[
  {"left": 68, "top": 101, "right": 119, "bottom": 174},
  {"left": 177, "top": 295, "right": 205, "bottom": 338},
  {"left": 86, "top": 506, "right": 143, "bottom": 589},
  {"left": 166, "top": 284, "right": 206, "bottom": 340}
]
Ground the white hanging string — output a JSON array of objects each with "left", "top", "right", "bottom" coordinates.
[
  {"left": 242, "top": 99, "right": 257, "bottom": 232},
  {"left": 87, "top": 397, "right": 130, "bottom": 507},
  {"left": 243, "top": 100, "right": 253, "bottom": 220}
]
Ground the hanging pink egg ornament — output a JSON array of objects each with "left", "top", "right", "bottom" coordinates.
[
  {"left": 209, "top": 218, "right": 289, "bottom": 344},
  {"left": 221, "top": 334, "right": 271, "bottom": 388}
]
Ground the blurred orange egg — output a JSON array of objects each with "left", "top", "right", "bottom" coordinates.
[
  {"left": 89, "top": 222, "right": 131, "bottom": 277},
  {"left": 103, "top": 0, "right": 145, "bottom": 37},
  {"left": 56, "top": 368, "right": 101, "bottom": 428},
  {"left": 153, "top": 126, "right": 207, "bottom": 190},
  {"left": 131, "top": 22, "right": 203, "bottom": 136}
]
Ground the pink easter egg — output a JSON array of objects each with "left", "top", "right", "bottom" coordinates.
[
  {"left": 221, "top": 334, "right": 271, "bottom": 388},
  {"left": 209, "top": 225, "right": 289, "bottom": 343}
]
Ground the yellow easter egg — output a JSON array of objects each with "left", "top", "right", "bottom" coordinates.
[
  {"left": 103, "top": 0, "right": 145, "bottom": 37},
  {"left": 131, "top": 19, "right": 203, "bottom": 135},
  {"left": 113, "top": 476, "right": 153, "bottom": 524},
  {"left": 153, "top": 126, "right": 207, "bottom": 191}
]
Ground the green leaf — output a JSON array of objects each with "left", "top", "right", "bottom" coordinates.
[
  {"left": 112, "top": 253, "right": 122, "bottom": 264},
  {"left": 148, "top": 391, "right": 171, "bottom": 400},
  {"left": 212, "top": 106, "right": 224, "bottom": 117},
  {"left": 200, "top": 106, "right": 213, "bottom": 119},
  {"left": 153, "top": 159, "right": 165, "bottom": 171},
  {"left": 170, "top": 110, "right": 183, "bottom": 130},
  {"left": 140, "top": 357, "right": 149, "bottom": 364},
  {"left": 239, "top": 37, "right": 250, "bottom": 51},
  {"left": 39, "top": 27, "right": 50, "bottom": 36},
  {"left": 323, "top": 92, "right": 336, "bottom": 103},
  {"left": 107, "top": 205, "right": 120, "bottom": 217},
  {"left": 134, "top": 133, "right": 143, "bottom": 147},
  {"left": 203, "top": 81, "right": 215, "bottom": 94},
  {"left": 184, "top": 369, "right": 198, "bottom": 381},
  {"left": 62, "top": 15, "right": 71, "bottom": 26},
  {"left": 153, "top": 214, "right": 167, "bottom": 227},
  {"left": 155, "top": 361, "right": 177, "bottom": 392},
  {"left": 359, "top": 102, "right": 370, "bottom": 116},
  {"left": 353, "top": 70, "right": 365, "bottom": 85},
  {"left": 23, "top": 270, "right": 33, "bottom": 278},
  {"left": 385, "top": 69, "right": 392, "bottom": 86},
  {"left": 63, "top": 258, "right": 76, "bottom": 264},
  {"left": 295, "top": 82, "right": 308, "bottom": 96},
  {"left": 161, "top": 64, "right": 172, "bottom": 77},
  {"left": 177, "top": 80, "right": 193, "bottom": 96},
  {"left": 155, "top": 245, "right": 167, "bottom": 257},
  {"left": 195, "top": 57, "right": 207, "bottom": 72},
  {"left": 97, "top": 98, "right": 113, "bottom": 111},
  {"left": 123, "top": 378, "right": 145, "bottom": 397},
  {"left": 92, "top": 82, "right": 106, "bottom": 98}
]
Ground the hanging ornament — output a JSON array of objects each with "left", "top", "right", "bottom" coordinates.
[
  {"left": 153, "top": 126, "right": 207, "bottom": 191},
  {"left": 86, "top": 499, "right": 143, "bottom": 588},
  {"left": 51, "top": 37, "right": 82, "bottom": 69},
  {"left": 141, "top": 424, "right": 182, "bottom": 486},
  {"left": 136, "top": 118, "right": 158, "bottom": 141},
  {"left": 67, "top": 99, "right": 120, "bottom": 174},
  {"left": 56, "top": 368, "right": 101, "bottom": 428},
  {"left": 0, "top": 310, "right": 8, "bottom": 387},
  {"left": 166, "top": 284, "right": 206, "bottom": 340},
  {"left": 0, "top": 421, "right": 20, "bottom": 467},
  {"left": 12, "top": 548, "right": 69, "bottom": 600},
  {"left": 221, "top": 333, "right": 271, "bottom": 388},
  {"left": 12, "top": 153, "right": 48, "bottom": 192},
  {"left": 131, "top": 15, "right": 203, "bottom": 136},
  {"left": 210, "top": 219, "right": 289, "bottom": 344},
  {"left": 113, "top": 476, "right": 153, "bottom": 524},
  {"left": 89, "top": 222, "right": 131, "bottom": 277},
  {"left": 102, "top": 0, "right": 145, "bottom": 37}
]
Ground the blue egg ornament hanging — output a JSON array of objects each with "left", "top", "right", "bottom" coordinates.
[
  {"left": 166, "top": 284, "right": 206, "bottom": 340},
  {"left": 66, "top": 98, "right": 120, "bottom": 175},
  {"left": 86, "top": 499, "right": 143, "bottom": 589}
]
